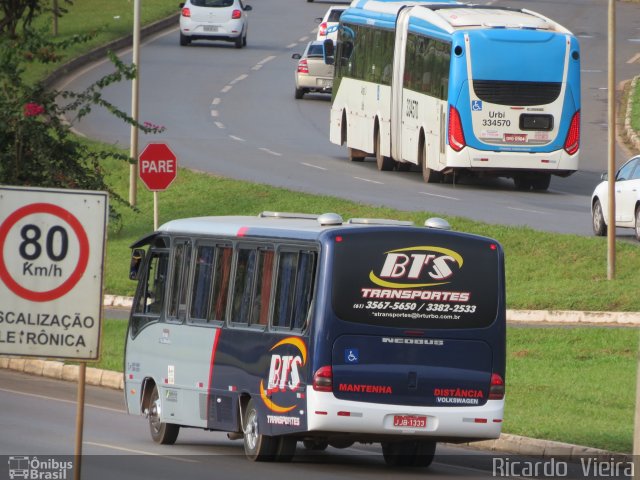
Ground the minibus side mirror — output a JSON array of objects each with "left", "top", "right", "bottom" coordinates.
[
  {"left": 323, "top": 39, "right": 335, "bottom": 64},
  {"left": 129, "top": 248, "right": 145, "bottom": 280}
]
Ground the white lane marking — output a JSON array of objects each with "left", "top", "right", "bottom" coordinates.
[
  {"left": 627, "top": 53, "right": 640, "bottom": 64},
  {"left": 354, "top": 176, "right": 383, "bottom": 185},
  {"left": 251, "top": 64, "right": 263, "bottom": 71},
  {"left": 221, "top": 85, "right": 232, "bottom": 93},
  {"left": 259, "top": 147, "right": 282, "bottom": 157},
  {"left": 301, "top": 162, "right": 327, "bottom": 171},
  {"left": 214, "top": 122, "right": 225, "bottom": 129},
  {"left": 286, "top": 43, "right": 297, "bottom": 49},
  {"left": 582, "top": 69, "right": 603, "bottom": 73},
  {"left": 578, "top": 34, "right": 594, "bottom": 39},
  {"left": 507, "top": 206, "right": 547, "bottom": 215},
  {"left": 230, "top": 74, "right": 248, "bottom": 85},
  {"left": 257, "top": 56, "right": 276, "bottom": 65},
  {"left": 298, "top": 36, "right": 309, "bottom": 42},
  {"left": 84, "top": 442, "right": 199, "bottom": 463},
  {"left": 629, "top": 38, "right": 640, "bottom": 43},
  {"left": 0, "top": 387, "right": 125, "bottom": 413},
  {"left": 212, "top": 98, "right": 221, "bottom": 105},
  {"left": 210, "top": 110, "right": 218, "bottom": 117},
  {"left": 229, "top": 135, "right": 246, "bottom": 142},
  {"left": 420, "top": 191, "right": 459, "bottom": 201}
]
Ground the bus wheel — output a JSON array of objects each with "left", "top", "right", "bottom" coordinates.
[
  {"left": 531, "top": 174, "right": 551, "bottom": 191},
  {"left": 375, "top": 129, "right": 395, "bottom": 171},
  {"left": 513, "top": 175, "right": 532, "bottom": 191},
  {"left": 243, "top": 399, "right": 277, "bottom": 461},
  {"left": 381, "top": 440, "right": 435, "bottom": 467},
  {"left": 148, "top": 385, "right": 180, "bottom": 445},
  {"left": 275, "top": 437, "right": 297, "bottom": 462},
  {"left": 348, "top": 148, "right": 364, "bottom": 162},
  {"left": 303, "top": 439, "right": 328, "bottom": 451},
  {"left": 421, "top": 144, "right": 442, "bottom": 183}
]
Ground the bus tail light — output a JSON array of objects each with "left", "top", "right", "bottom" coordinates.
[
  {"left": 313, "top": 366, "right": 333, "bottom": 392},
  {"left": 297, "top": 59, "right": 309, "bottom": 75},
  {"left": 318, "top": 22, "right": 328, "bottom": 37},
  {"left": 489, "top": 373, "right": 505, "bottom": 400},
  {"left": 448, "top": 105, "right": 466, "bottom": 152},
  {"left": 181, "top": 7, "right": 191, "bottom": 17},
  {"left": 563, "top": 110, "right": 580, "bottom": 155},
  {"left": 231, "top": 9, "right": 242, "bottom": 19}
]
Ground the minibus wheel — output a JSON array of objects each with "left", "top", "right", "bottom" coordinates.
[
  {"left": 148, "top": 385, "right": 179, "bottom": 445},
  {"left": 381, "top": 440, "right": 435, "bottom": 467},
  {"left": 243, "top": 399, "right": 277, "bottom": 461}
]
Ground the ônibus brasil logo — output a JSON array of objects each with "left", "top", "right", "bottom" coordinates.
[
  {"left": 369, "top": 246, "right": 463, "bottom": 288},
  {"left": 260, "top": 337, "right": 307, "bottom": 413}
]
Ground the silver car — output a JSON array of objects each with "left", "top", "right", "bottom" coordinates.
[
  {"left": 591, "top": 155, "right": 640, "bottom": 241},
  {"left": 179, "top": 0, "right": 252, "bottom": 48},
  {"left": 292, "top": 41, "right": 334, "bottom": 99}
]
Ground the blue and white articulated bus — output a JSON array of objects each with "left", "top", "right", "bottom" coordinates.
[
  {"left": 327, "top": 0, "right": 581, "bottom": 191},
  {"left": 124, "top": 212, "right": 506, "bottom": 467}
]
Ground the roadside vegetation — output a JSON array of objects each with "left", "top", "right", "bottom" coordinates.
[{"left": 5, "top": 0, "right": 640, "bottom": 457}]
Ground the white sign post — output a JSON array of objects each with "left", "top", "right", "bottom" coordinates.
[
  {"left": 0, "top": 186, "right": 107, "bottom": 480},
  {"left": 0, "top": 186, "right": 107, "bottom": 359}
]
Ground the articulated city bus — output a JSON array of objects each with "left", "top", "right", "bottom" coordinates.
[
  {"left": 125, "top": 212, "right": 506, "bottom": 466},
  {"left": 327, "top": 0, "right": 581, "bottom": 191}
]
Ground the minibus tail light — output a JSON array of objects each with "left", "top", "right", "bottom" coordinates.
[
  {"left": 489, "top": 373, "right": 505, "bottom": 400},
  {"left": 448, "top": 105, "right": 466, "bottom": 152},
  {"left": 563, "top": 110, "right": 580, "bottom": 155},
  {"left": 313, "top": 366, "right": 333, "bottom": 392}
]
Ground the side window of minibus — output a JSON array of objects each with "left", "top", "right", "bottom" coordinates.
[
  {"left": 168, "top": 239, "right": 192, "bottom": 322},
  {"left": 131, "top": 249, "right": 169, "bottom": 336},
  {"left": 272, "top": 250, "right": 317, "bottom": 331}
]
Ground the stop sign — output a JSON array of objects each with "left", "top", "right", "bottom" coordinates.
[{"left": 138, "top": 143, "right": 178, "bottom": 191}]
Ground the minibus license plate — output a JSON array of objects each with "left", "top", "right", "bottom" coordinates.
[{"left": 393, "top": 415, "right": 427, "bottom": 428}]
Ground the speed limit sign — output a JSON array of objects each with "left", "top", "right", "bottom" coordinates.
[{"left": 0, "top": 186, "right": 107, "bottom": 360}]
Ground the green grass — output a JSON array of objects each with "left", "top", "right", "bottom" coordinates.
[
  {"left": 631, "top": 80, "right": 640, "bottom": 134},
  {"left": 93, "top": 319, "right": 639, "bottom": 453}
]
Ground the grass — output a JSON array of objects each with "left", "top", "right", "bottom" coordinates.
[{"left": 92, "top": 319, "right": 639, "bottom": 453}]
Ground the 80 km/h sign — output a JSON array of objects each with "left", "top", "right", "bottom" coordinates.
[{"left": 0, "top": 187, "right": 107, "bottom": 360}]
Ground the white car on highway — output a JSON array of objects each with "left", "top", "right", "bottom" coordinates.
[
  {"left": 179, "top": 0, "right": 252, "bottom": 48},
  {"left": 591, "top": 155, "right": 640, "bottom": 241},
  {"left": 315, "top": 6, "right": 345, "bottom": 43}
]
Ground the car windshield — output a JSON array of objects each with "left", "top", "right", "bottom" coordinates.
[
  {"left": 191, "top": 0, "right": 234, "bottom": 7},
  {"left": 307, "top": 43, "right": 324, "bottom": 57}
]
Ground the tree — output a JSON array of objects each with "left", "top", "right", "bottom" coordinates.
[
  {"left": 0, "top": 22, "right": 164, "bottom": 228},
  {"left": 0, "top": 0, "right": 72, "bottom": 37}
]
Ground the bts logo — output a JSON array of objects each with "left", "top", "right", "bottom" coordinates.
[
  {"left": 260, "top": 337, "right": 307, "bottom": 413},
  {"left": 370, "top": 246, "right": 463, "bottom": 288}
]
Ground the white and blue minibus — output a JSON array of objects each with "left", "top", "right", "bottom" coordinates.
[{"left": 124, "top": 212, "right": 506, "bottom": 466}]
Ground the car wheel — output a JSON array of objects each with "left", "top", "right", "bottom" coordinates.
[
  {"left": 295, "top": 88, "right": 304, "bottom": 99},
  {"left": 243, "top": 34, "right": 247, "bottom": 47},
  {"left": 148, "top": 385, "right": 180, "bottom": 445},
  {"left": 375, "top": 128, "right": 395, "bottom": 171},
  {"left": 635, "top": 206, "right": 640, "bottom": 242},
  {"left": 592, "top": 199, "right": 607, "bottom": 237},
  {"left": 179, "top": 33, "right": 190, "bottom": 46}
]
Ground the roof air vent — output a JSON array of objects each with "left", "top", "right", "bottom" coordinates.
[
  {"left": 317, "top": 213, "right": 343, "bottom": 226},
  {"left": 424, "top": 217, "right": 451, "bottom": 230}
]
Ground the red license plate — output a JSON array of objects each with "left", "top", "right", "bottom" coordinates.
[{"left": 393, "top": 415, "right": 427, "bottom": 428}]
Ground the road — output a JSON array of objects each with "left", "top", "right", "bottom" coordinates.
[
  {"left": 0, "top": 369, "right": 609, "bottom": 479},
  {"left": 57, "top": 0, "right": 640, "bottom": 235}
]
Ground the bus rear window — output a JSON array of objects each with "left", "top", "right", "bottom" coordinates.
[{"left": 331, "top": 231, "right": 501, "bottom": 329}]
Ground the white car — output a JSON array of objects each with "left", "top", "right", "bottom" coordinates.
[
  {"left": 591, "top": 155, "right": 640, "bottom": 241},
  {"left": 292, "top": 41, "right": 334, "bottom": 99},
  {"left": 179, "top": 0, "right": 252, "bottom": 48},
  {"left": 315, "top": 6, "right": 345, "bottom": 43}
]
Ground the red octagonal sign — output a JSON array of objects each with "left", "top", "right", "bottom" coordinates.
[{"left": 139, "top": 143, "right": 178, "bottom": 191}]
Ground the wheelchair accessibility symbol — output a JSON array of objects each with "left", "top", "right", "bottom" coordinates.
[
  {"left": 345, "top": 348, "right": 359, "bottom": 364},
  {"left": 472, "top": 100, "right": 483, "bottom": 111}
]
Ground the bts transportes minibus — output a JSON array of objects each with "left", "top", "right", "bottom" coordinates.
[{"left": 124, "top": 212, "right": 506, "bottom": 467}]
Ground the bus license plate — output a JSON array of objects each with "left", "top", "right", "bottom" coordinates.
[{"left": 393, "top": 415, "right": 427, "bottom": 428}]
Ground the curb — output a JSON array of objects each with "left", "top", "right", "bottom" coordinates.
[
  {"left": 0, "top": 356, "right": 624, "bottom": 459},
  {"left": 103, "top": 294, "right": 640, "bottom": 325}
]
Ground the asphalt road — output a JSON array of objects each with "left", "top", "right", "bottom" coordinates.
[
  {"left": 57, "top": 0, "right": 640, "bottom": 236},
  {"left": 0, "top": 369, "right": 607, "bottom": 479}
]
